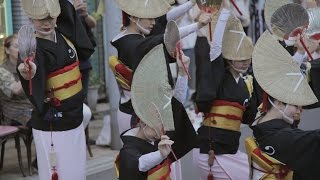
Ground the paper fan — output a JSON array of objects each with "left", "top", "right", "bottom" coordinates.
[
  {"left": 115, "top": 0, "right": 171, "bottom": 19},
  {"left": 18, "top": 25, "right": 37, "bottom": 60},
  {"left": 131, "top": 44, "right": 175, "bottom": 133},
  {"left": 270, "top": 3, "right": 309, "bottom": 40},
  {"left": 164, "top": 21, "right": 180, "bottom": 57},
  {"left": 306, "top": 7, "right": 320, "bottom": 40},
  {"left": 252, "top": 31, "right": 317, "bottom": 106},
  {"left": 197, "top": 0, "right": 223, "bottom": 13},
  {"left": 264, "top": 0, "right": 291, "bottom": 32},
  {"left": 21, "top": 0, "right": 60, "bottom": 20}
]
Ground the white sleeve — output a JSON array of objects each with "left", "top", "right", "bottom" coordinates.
[
  {"left": 138, "top": 151, "right": 166, "bottom": 172},
  {"left": 173, "top": 75, "right": 188, "bottom": 104},
  {"left": 167, "top": 1, "right": 194, "bottom": 21},
  {"left": 292, "top": 51, "right": 308, "bottom": 66},
  {"left": 179, "top": 23, "right": 198, "bottom": 39},
  {"left": 209, "top": 8, "right": 231, "bottom": 61}
]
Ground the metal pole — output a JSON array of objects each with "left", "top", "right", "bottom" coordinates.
[{"left": 104, "top": 0, "right": 122, "bottom": 150}]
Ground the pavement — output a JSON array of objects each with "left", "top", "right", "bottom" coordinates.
[{"left": 0, "top": 103, "right": 119, "bottom": 180}]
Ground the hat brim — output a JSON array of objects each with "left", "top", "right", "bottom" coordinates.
[{"left": 252, "top": 31, "right": 318, "bottom": 106}]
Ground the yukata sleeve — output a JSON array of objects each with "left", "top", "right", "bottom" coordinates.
[
  {"left": 209, "top": 8, "right": 231, "bottom": 61},
  {"left": 173, "top": 75, "right": 188, "bottom": 104},
  {"left": 57, "top": 0, "right": 94, "bottom": 61},
  {"left": 138, "top": 151, "right": 166, "bottom": 172},
  {"left": 167, "top": 1, "right": 195, "bottom": 21},
  {"left": 304, "top": 60, "right": 320, "bottom": 109},
  {"left": 272, "top": 128, "right": 320, "bottom": 179},
  {"left": 17, "top": 51, "right": 47, "bottom": 113}
]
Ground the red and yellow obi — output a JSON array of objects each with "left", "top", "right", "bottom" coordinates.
[
  {"left": 114, "top": 154, "right": 171, "bottom": 180},
  {"left": 203, "top": 100, "right": 245, "bottom": 132},
  {"left": 108, "top": 56, "right": 133, "bottom": 91},
  {"left": 46, "top": 61, "right": 82, "bottom": 102},
  {"left": 147, "top": 159, "right": 171, "bottom": 180},
  {"left": 245, "top": 137, "right": 293, "bottom": 180}
]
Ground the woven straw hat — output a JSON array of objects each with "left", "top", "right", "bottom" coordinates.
[
  {"left": 252, "top": 31, "right": 318, "bottom": 106},
  {"left": 131, "top": 44, "right": 175, "bottom": 134},
  {"left": 264, "top": 0, "right": 290, "bottom": 32},
  {"left": 222, "top": 15, "right": 253, "bottom": 61},
  {"left": 21, "top": 0, "right": 60, "bottom": 20},
  {"left": 164, "top": 20, "right": 180, "bottom": 57},
  {"left": 115, "top": 0, "right": 171, "bottom": 18},
  {"left": 270, "top": 3, "right": 309, "bottom": 40}
]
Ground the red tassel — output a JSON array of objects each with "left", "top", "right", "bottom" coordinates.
[
  {"left": 207, "top": 173, "right": 214, "bottom": 180},
  {"left": 262, "top": 91, "right": 268, "bottom": 113},
  {"left": 51, "top": 169, "right": 58, "bottom": 180}
]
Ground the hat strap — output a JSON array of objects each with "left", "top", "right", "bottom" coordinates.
[{"left": 286, "top": 72, "right": 304, "bottom": 92}]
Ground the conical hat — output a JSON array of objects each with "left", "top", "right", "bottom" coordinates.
[
  {"left": 131, "top": 44, "right": 175, "bottom": 134},
  {"left": 270, "top": 3, "right": 309, "bottom": 40},
  {"left": 21, "top": 0, "right": 60, "bottom": 20},
  {"left": 252, "top": 31, "right": 318, "bottom": 106},
  {"left": 115, "top": 0, "right": 171, "bottom": 19},
  {"left": 164, "top": 20, "right": 180, "bottom": 57},
  {"left": 264, "top": 0, "right": 291, "bottom": 32},
  {"left": 222, "top": 15, "right": 253, "bottom": 61}
]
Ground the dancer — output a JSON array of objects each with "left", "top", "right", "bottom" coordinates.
[{"left": 17, "top": 0, "right": 94, "bottom": 179}]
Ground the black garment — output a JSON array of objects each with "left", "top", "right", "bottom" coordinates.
[
  {"left": 304, "top": 60, "right": 320, "bottom": 109},
  {"left": 78, "top": 15, "right": 96, "bottom": 71},
  {"left": 111, "top": 32, "right": 197, "bottom": 159},
  {"left": 252, "top": 119, "right": 320, "bottom": 180},
  {"left": 279, "top": 41, "right": 296, "bottom": 56},
  {"left": 119, "top": 131, "right": 165, "bottom": 180},
  {"left": 111, "top": 33, "right": 174, "bottom": 114},
  {"left": 18, "top": 0, "right": 94, "bottom": 131},
  {"left": 195, "top": 38, "right": 261, "bottom": 154},
  {"left": 149, "top": 15, "right": 167, "bottom": 36}
]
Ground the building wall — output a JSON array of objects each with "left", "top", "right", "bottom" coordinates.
[{"left": 11, "top": 0, "right": 29, "bottom": 33}]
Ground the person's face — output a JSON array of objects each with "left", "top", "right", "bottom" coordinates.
[
  {"left": 131, "top": 17, "right": 156, "bottom": 35},
  {"left": 5, "top": 38, "right": 19, "bottom": 61},
  {"left": 142, "top": 123, "right": 163, "bottom": 142},
  {"left": 279, "top": 102, "right": 303, "bottom": 120},
  {"left": 229, "top": 59, "right": 251, "bottom": 73},
  {"left": 32, "top": 16, "right": 57, "bottom": 36}
]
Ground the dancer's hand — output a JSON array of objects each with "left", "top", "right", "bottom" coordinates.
[
  {"left": 18, "top": 61, "right": 36, "bottom": 80},
  {"left": 74, "top": 0, "right": 89, "bottom": 17},
  {"left": 221, "top": 0, "right": 231, "bottom": 10},
  {"left": 197, "top": 12, "right": 212, "bottom": 28},
  {"left": 158, "top": 135, "right": 174, "bottom": 158},
  {"left": 176, "top": 50, "right": 190, "bottom": 76}
]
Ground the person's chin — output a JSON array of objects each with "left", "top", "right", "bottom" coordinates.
[{"left": 37, "top": 29, "right": 54, "bottom": 36}]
